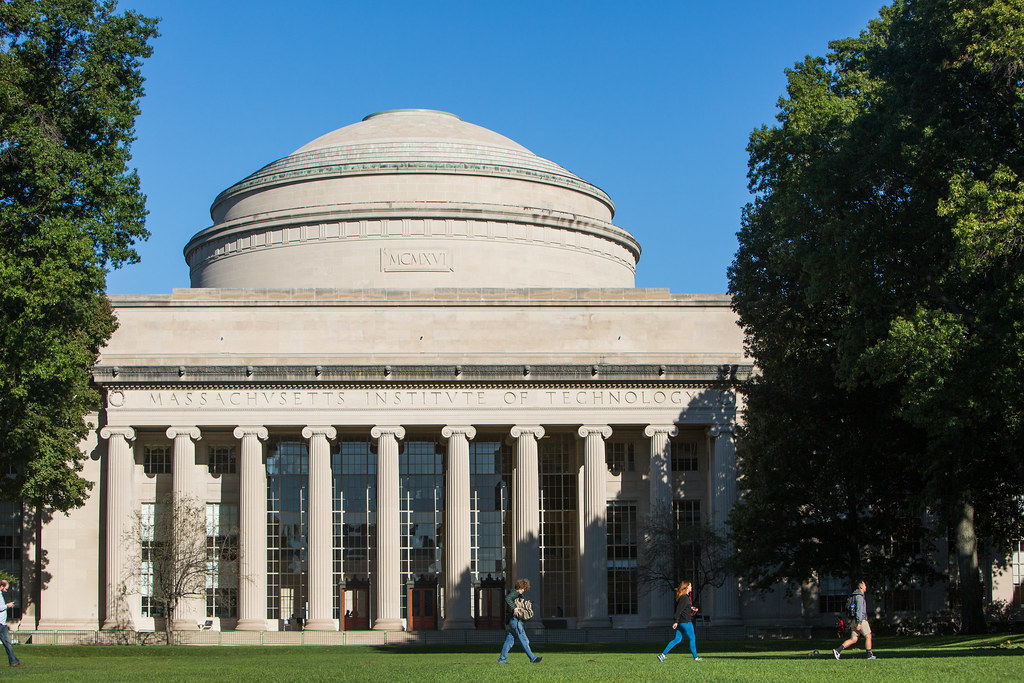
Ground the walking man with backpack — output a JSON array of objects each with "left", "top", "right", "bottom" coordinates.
[{"left": 834, "top": 580, "right": 876, "bottom": 660}]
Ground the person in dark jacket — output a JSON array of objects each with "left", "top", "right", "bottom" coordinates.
[
  {"left": 657, "top": 580, "right": 702, "bottom": 662},
  {"left": 497, "top": 578, "right": 542, "bottom": 664}
]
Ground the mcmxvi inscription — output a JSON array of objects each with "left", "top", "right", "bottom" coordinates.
[{"left": 380, "top": 247, "right": 453, "bottom": 272}]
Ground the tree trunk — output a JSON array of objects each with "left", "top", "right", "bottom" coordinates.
[{"left": 955, "top": 499, "right": 986, "bottom": 634}]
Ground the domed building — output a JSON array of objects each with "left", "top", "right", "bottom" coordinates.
[{"left": 28, "top": 111, "right": 767, "bottom": 639}]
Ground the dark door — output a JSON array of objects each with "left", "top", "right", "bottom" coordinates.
[
  {"left": 475, "top": 585, "right": 505, "bottom": 629},
  {"left": 408, "top": 587, "right": 437, "bottom": 630},
  {"left": 341, "top": 586, "right": 370, "bottom": 630}
]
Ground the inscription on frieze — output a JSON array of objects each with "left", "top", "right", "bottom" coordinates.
[{"left": 120, "top": 388, "right": 734, "bottom": 411}]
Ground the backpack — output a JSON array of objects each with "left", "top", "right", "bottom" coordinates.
[
  {"left": 846, "top": 593, "right": 859, "bottom": 621},
  {"left": 513, "top": 596, "right": 534, "bottom": 620}
]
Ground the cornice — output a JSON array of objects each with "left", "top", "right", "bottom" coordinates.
[{"left": 92, "top": 363, "right": 752, "bottom": 387}]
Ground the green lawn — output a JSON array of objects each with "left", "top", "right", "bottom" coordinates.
[{"left": 4, "top": 634, "right": 1022, "bottom": 682}]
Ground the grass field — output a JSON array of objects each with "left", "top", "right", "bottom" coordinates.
[{"left": 3, "top": 634, "right": 1021, "bottom": 682}]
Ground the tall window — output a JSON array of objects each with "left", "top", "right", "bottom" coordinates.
[
  {"left": 208, "top": 445, "right": 237, "bottom": 475},
  {"left": 140, "top": 502, "right": 163, "bottom": 617},
  {"left": 672, "top": 499, "right": 700, "bottom": 584},
  {"left": 671, "top": 440, "right": 698, "bottom": 472},
  {"left": 1012, "top": 540, "right": 1023, "bottom": 607},
  {"left": 266, "top": 439, "right": 308, "bottom": 623},
  {"left": 606, "top": 442, "right": 635, "bottom": 475},
  {"left": 333, "top": 437, "right": 376, "bottom": 619},
  {"left": 0, "top": 503, "right": 23, "bottom": 620},
  {"left": 400, "top": 439, "right": 443, "bottom": 615},
  {"left": 206, "top": 503, "right": 239, "bottom": 618},
  {"left": 144, "top": 444, "right": 171, "bottom": 475},
  {"left": 470, "top": 438, "right": 507, "bottom": 585},
  {"left": 539, "top": 433, "right": 577, "bottom": 618},
  {"left": 607, "top": 501, "right": 638, "bottom": 615}
]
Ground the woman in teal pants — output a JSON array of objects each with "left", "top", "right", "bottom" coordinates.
[{"left": 657, "top": 580, "right": 701, "bottom": 662}]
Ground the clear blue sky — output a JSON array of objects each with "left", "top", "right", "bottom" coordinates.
[{"left": 108, "top": 0, "right": 886, "bottom": 295}]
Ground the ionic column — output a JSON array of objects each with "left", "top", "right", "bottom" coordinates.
[
  {"left": 510, "top": 426, "right": 543, "bottom": 595},
  {"left": 577, "top": 425, "right": 612, "bottom": 628},
  {"left": 645, "top": 424, "right": 678, "bottom": 627},
  {"left": 234, "top": 426, "right": 269, "bottom": 631},
  {"left": 303, "top": 425, "right": 338, "bottom": 631},
  {"left": 166, "top": 426, "right": 203, "bottom": 631},
  {"left": 441, "top": 425, "right": 476, "bottom": 630},
  {"left": 710, "top": 424, "right": 741, "bottom": 626},
  {"left": 100, "top": 426, "right": 136, "bottom": 630},
  {"left": 371, "top": 426, "right": 405, "bottom": 631}
]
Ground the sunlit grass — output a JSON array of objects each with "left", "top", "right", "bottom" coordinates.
[{"left": 5, "top": 633, "right": 1022, "bottom": 682}]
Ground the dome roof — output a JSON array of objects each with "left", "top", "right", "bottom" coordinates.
[
  {"left": 185, "top": 110, "right": 640, "bottom": 290},
  {"left": 297, "top": 109, "right": 529, "bottom": 153}
]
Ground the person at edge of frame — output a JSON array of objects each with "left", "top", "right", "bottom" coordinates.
[{"left": 0, "top": 580, "right": 21, "bottom": 668}]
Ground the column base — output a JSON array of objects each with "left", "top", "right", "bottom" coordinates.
[
  {"left": 303, "top": 618, "right": 337, "bottom": 631},
  {"left": 646, "top": 617, "right": 674, "bottom": 629},
  {"left": 235, "top": 619, "right": 268, "bottom": 631},
  {"left": 101, "top": 618, "right": 132, "bottom": 631},
  {"left": 37, "top": 619, "right": 101, "bottom": 630},
  {"left": 373, "top": 618, "right": 404, "bottom": 631},
  {"left": 711, "top": 616, "right": 744, "bottom": 627},
  {"left": 441, "top": 618, "right": 476, "bottom": 630},
  {"left": 576, "top": 617, "right": 612, "bottom": 629},
  {"left": 171, "top": 618, "right": 199, "bottom": 632}
]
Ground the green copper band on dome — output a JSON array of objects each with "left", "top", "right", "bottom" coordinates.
[{"left": 362, "top": 109, "right": 461, "bottom": 121}]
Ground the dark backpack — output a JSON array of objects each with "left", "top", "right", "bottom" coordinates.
[{"left": 846, "top": 594, "right": 859, "bottom": 620}]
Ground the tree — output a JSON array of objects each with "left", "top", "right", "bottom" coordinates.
[
  {"left": 123, "top": 494, "right": 239, "bottom": 644},
  {"left": 638, "top": 514, "right": 732, "bottom": 608},
  {"left": 729, "top": 0, "right": 1024, "bottom": 632},
  {"left": 0, "top": 1, "right": 158, "bottom": 510}
]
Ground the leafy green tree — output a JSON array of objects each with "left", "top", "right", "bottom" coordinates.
[
  {"left": 729, "top": 0, "right": 1024, "bottom": 632},
  {"left": 0, "top": 1, "right": 158, "bottom": 511}
]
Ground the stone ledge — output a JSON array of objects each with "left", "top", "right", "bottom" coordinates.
[{"left": 92, "top": 363, "right": 752, "bottom": 385}]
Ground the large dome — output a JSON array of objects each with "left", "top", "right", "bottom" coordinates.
[{"left": 184, "top": 110, "right": 641, "bottom": 289}]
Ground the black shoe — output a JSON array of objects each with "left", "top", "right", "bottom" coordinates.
[{"left": 532, "top": 657, "right": 543, "bottom": 664}]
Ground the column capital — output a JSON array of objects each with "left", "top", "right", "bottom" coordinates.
[
  {"left": 99, "top": 426, "right": 136, "bottom": 442},
  {"left": 233, "top": 426, "right": 269, "bottom": 441},
  {"left": 441, "top": 425, "right": 477, "bottom": 440},
  {"left": 301, "top": 425, "right": 338, "bottom": 441},
  {"left": 577, "top": 425, "right": 612, "bottom": 440},
  {"left": 644, "top": 424, "right": 679, "bottom": 439},
  {"left": 166, "top": 426, "right": 201, "bottom": 441},
  {"left": 709, "top": 424, "right": 735, "bottom": 439},
  {"left": 371, "top": 425, "right": 406, "bottom": 440},
  {"left": 510, "top": 425, "right": 544, "bottom": 440}
]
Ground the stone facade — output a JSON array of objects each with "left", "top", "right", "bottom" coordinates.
[{"left": 17, "top": 109, "right": 1007, "bottom": 636}]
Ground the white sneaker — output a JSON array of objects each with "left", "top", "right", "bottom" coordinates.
[
  {"left": 657, "top": 654, "right": 665, "bottom": 662},
  {"left": 833, "top": 649, "right": 841, "bottom": 660},
  {"left": 694, "top": 657, "right": 703, "bottom": 661}
]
